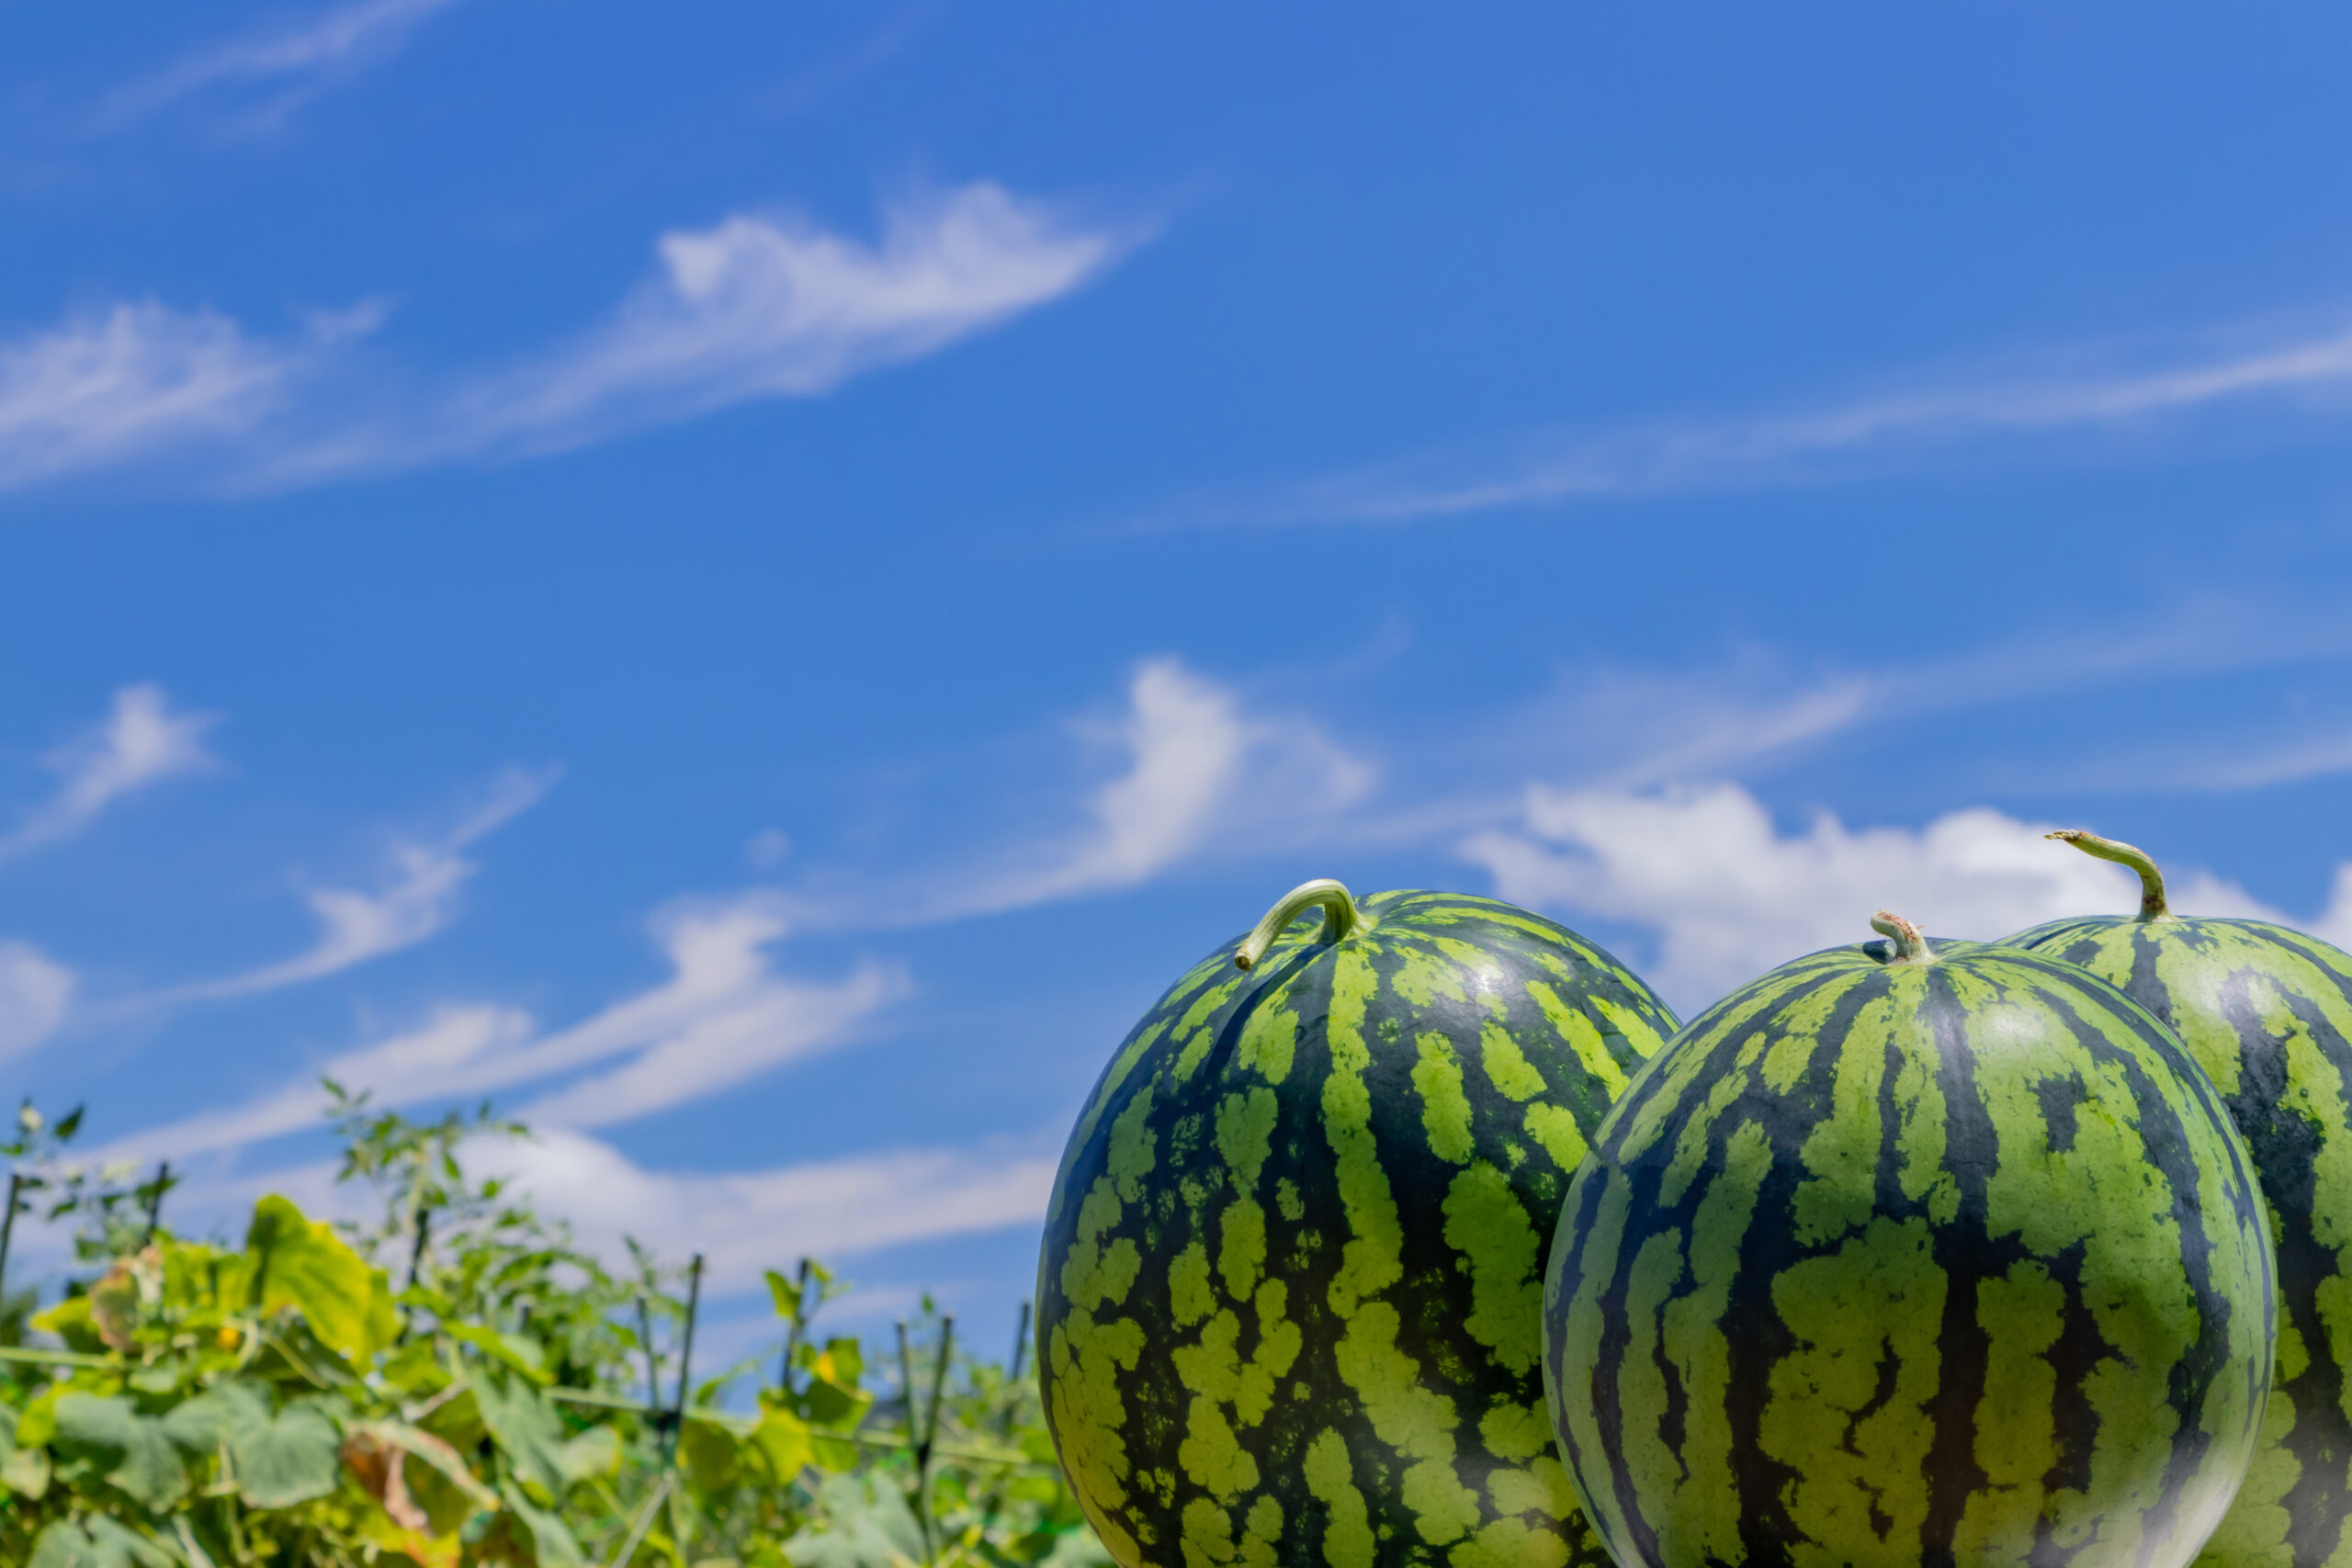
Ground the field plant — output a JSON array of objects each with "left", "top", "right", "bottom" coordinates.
[{"left": 0, "top": 1095, "right": 1103, "bottom": 1568}]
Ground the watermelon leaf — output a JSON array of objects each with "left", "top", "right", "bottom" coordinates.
[
  {"left": 242, "top": 1194, "right": 383, "bottom": 1364},
  {"left": 52, "top": 1393, "right": 187, "bottom": 1511},
  {"left": 469, "top": 1371, "right": 570, "bottom": 1505},
  {"left": 28, "top": 1517, "right": 175, "bottom": 1568},
  {"left": 233, "top": 1400, "right": 342, "bottom": 1510}
]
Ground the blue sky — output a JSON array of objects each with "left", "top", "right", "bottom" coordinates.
[{"left": 5, "top": 3, "right": 2352, "bottom": 1369}]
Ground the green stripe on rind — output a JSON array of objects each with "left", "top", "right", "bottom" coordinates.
[
  {"left": 2007, "top": 914, "right": 2352, "bottom": 1568},
  {"left": 1038, "top": 890, "right": 1678, "bottom": 1568},
  {"left": 1544, "top": 942, "right": 2276, "bottom": 1568}
]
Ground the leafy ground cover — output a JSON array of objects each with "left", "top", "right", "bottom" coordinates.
[{"left": 0, "top": 1094, "right": 1102, "bottom": 1568}]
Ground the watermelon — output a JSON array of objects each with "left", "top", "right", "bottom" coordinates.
[
  {"left": 1036, "top": 880, "right": 1679, "bottom": 1568},
  {"left": 2006, "top": 830, "right": 2352, "bottom": 1568},
  {"left": 1544, "top": 909, "right": 2276, "bottom": 1568}
]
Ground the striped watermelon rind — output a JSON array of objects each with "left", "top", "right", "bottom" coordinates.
[
  {"left": 1544, "top": 921, "right": 2277, "bottom": 1568},
  {"left": 2007, "top": 829, "right": 2352, "bottom": 1568},
  {"left": 1037, "top": 886, "right": 1679, "bottom": 1568}
]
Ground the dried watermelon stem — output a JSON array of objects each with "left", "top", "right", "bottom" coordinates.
[
  {"left": 2047, "top": 829, "right": 2172, "bottom": 921},
  {"left": 1235, "top": 878, "right": 1362, "bottom": 971},
  {"left": 1871, "top": 909, "right": 1936, "bottom": 965}
]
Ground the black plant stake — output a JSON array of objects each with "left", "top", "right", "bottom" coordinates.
[
  {"left": 664, "top": 1255, "right": 703, "bottom": 1467},
  {"left": 0, "top": 1171, "right": 23, "bottom": 1326},
  {"left": 636, "top": 1294, "right": 661, "bottom": 1414},
  {"left": 897, "top": 1320, "right": 932, "bottom": 1561},
  {"left": 777, "top": 1256, "right": 813, "bottom": 1395}
]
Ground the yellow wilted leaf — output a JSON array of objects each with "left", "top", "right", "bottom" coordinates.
[
  {"left": 242, "top": 1194, "right": 386, "bottom": 1365},
  {"left": 751, "top": 1404, "right": 815, "bottom": 1483},
  {"left": 28, "top": 1297, "right": 103, "bottom": 1356}
]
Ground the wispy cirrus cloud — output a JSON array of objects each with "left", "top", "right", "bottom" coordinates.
[
  {"left": 489, "top": 1127, "right": 1054, "bottom": 1293},
  {"left": 791, "top": 657, "right": 1373, "bottom": 929},
  {"left": 0, "top": 306, "right": 342, "bottom": 491},
  {"left": 81, "top": 1122, "right": 1052, "bottom": 1302},
  {"left": 123, "top": 765, "right": 554, "bottom": 1009},
  {"left": 1159, "top": 316, "right": 2352, "bottom": 530},
  {"left": 92, "top": 0, "right": 464, "bottom": 135},
  {"left": 0, "top": 684, "right": 218, "bottom": 862},
  {"left": 94, "top": 890, "right": 902, "bottom": 1168},
  {"left": 0, "top": 943, "right": 75, "bottom": 1066},
  {"left": 0, "top": 186, "right": 1131, "bottom": 493},
  {"left": 419, "top": 183, "right": 1130, "bottom": 464}
]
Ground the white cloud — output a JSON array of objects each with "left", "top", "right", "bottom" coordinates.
[
  {"left": 0, "top": 303, "right": 313, "bottom": 489},
  {"left": 96, "top": 892, "right": 903, "bottom": 1167},
  {"left": 842, "top": 657, "right": 1373, "bottom": 926},
  {"left": 0, "top": 684, "right": 218, "bottom": 861},
  {"left": 421, "top": 185, "right": 1127, "bottom": 461},
  {"left": 95, "top": 0, "right": 462, "bottom": 132},
  {"left": 515, "top": 904, "right": 904, "bottom": 1129},
  {"left": 485, "top": 1128, "right": 1055, "bottom": 1294},
  {"left": 0, "top": 942, "right": 75, "bottom": 1065},
  {"left": 0, "top": 187, "right": 1129, "bottom": 493},
  {"left": 1171, "top": 317, "right": 2352, "bottom": 529},
  {"left": 1462, "top": 782, "right": 2286, "bottom": 1012},
  {"left": 134, "top": 765, "right": 554, "bottom": 1006},
  {"left": 51, "top": 1124, "right": 1049, "bottom": 1307}
]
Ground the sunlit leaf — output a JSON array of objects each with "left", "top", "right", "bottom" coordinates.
[
  {"left": 365, "top": 1266, "right": 400, "bottom": 1357},
  {"left": 0, "top": 1408, "right": 50, "bottom": 1498},
  {"left": 242, "top": 1193, "right": 383, "bottom": 1364},
  {"left": 557, "top": 1423, "right": 621, "bottom": 1483},
  {"left": 446, "top": 1320, "right": 551, "bottom": 1382},
  {"left": 750, "top": 1403, "right": 815, "bottom": 1485},
  {"left": 13, "top": 1385, "right": 61, "bottom": 1449},
  {"left": 820, "top": 1337, "right": 864, "bottom": 1386},
  {"left": 29, "top": 1295, "right": 106, "bottom": 1356}
]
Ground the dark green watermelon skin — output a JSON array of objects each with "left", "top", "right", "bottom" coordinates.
[
  {"left": 2005, "top": 914, "right": 2352, "bottom": 1568},
  {"left": 1037, "top": 891, "right": 1679, "bottom": 1568},
  {"left": 1544, "top": 940, "right": 2276, "bottom": 1568}
]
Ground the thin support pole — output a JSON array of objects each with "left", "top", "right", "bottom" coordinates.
[
  {"left": 404, "top": 1208, "right": 435, "bottom": 1291},
  {"left": 664, "top": 1256, "right": 704, "bottom": 1467},
  {"left": 914, "top": 1316, "right": 955, "bottom": 1562},
  {"left": 0, "top": 1172, "right": 23, "bottom": 1319},
  {"left": 898, "top": 1320, "right": 933, "bottom": 1562},
  {"left": 636, "top": 1295, "right": 661, "bottom": 1415},
  {"left": 776, "top": 1256, "right": 812, "bottom": 1395},
  {"left": 604, "top": 1469, "right": 673, "bottom": 1568},
  {"left": 140, "top": 1161, "right": 171, "bottom": 1247},
  {"left": 920, "top": 1316, "right": 955, "bottom": 1472}
]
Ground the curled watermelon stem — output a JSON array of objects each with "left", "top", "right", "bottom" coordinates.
[
  {"left": 1870, "top": 909, "right": 1935, "bottom": 965},
  {"left": 2046, "top": 829, "right": 2172, "bottom": 921},
  {"left": 1235, "top": 878, "right": 1361, "bottom": 970}
]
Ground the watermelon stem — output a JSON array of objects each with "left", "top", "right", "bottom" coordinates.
[
  {"left": 2046, "top": 829, "right": 2172, "bottom": 921},
  {"left": 1235, "top": 878, "right": 1361, "bottom": 970},
  {"left": 1870, "top": 909, "right": 1935, "bottom": 965}
]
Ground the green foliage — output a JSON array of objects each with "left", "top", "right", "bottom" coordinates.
[{"left": 0, "top": 1092, "right": 1102, "bottom": 1568}]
